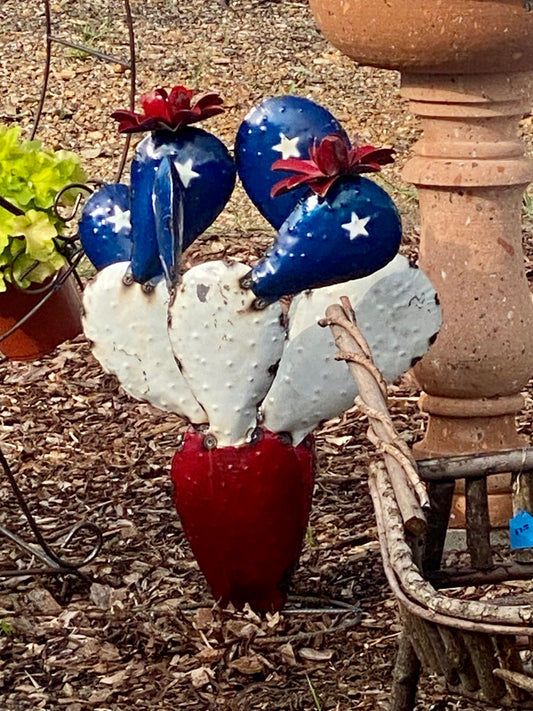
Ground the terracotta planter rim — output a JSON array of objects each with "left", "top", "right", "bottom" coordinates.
[{"left": 0, "top": 272, "right": 82, "bottom": 360}]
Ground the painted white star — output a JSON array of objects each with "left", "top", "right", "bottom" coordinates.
[
  {"left": 106, "top": 206, "right": 131, "bottom": 233},
  {"left": 342, "top": 212, "right": 371, "bottom": 240},
  {"left": 272, "top": 133, "right": 301, "bottom": 160},
  {"left": 175, "top": 158, "right": 200, "bottom": 188}
]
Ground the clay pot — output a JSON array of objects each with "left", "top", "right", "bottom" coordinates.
[
  {"left": 308, "top": 0, "right": 533, "bottom": 75},
  {"left": 0, "top": 275, "right": 82, "bottom": 361}
]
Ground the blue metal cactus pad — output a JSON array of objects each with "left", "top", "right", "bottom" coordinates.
[
  {"left": 249, "top": 176, "right": 402, "bottom": 305},
  {"left": 79, "top": 183, "right": 133, "bottom": 270},
  {"left": 130, "top": 128, "right": 236, "bottom": 283},
  {"left": 235, "top": 95, "right": 348, "bottom": 229}
]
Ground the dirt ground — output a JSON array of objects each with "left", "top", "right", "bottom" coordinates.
[{"left": 1, "top": 1, "right": 533, "bottom": 710}]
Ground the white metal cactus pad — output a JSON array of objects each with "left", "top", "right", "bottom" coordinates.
[
  {"left": 83, "top": 261, "right": 207, "bottom": 423},
  {"left": 262, "top": 258, "right": 441, "bottom": 444},
  {"left": 286, "top": 254, "right": 407, "bottom": 340},
  {"left": 167, "top": 260, "right": 286, "bottom": 446}
]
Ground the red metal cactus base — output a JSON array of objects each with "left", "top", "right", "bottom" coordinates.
[{"left": 171, "top": 428, "right": 316, "bottom": 612}]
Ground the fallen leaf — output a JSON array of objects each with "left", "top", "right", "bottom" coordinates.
[
  {"left": 100, "top": 669, "right": 130, "bottom": 686},
  {"left": 26, "top": 588, "right": 62, "bottom": 615},
  {"left": 229, "top": 655, "right": 264, "bottom": 675},
  {"left": 279, "top": 642, "right": 297, "bottom": 666},
  {"left": 189, "top": 666, "right": 214, "bottom": 688},
  {"left": 90, "top": 583, "right": 112, "bottom": 609},
  {"left": 299, "top": 648, "right": 334, "bottom": 662},
  {"left": 193, "top": 607, "right": 215, "bottom": 630},
  {"left": 194, "top": 647, "right": 224, "bottom": 664}
]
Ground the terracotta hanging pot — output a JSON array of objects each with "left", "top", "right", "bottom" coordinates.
[{"left": 0, "top": 275, "right": 82, "bottom": 361}]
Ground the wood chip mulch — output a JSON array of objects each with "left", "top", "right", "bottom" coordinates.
[{"left": 1, "top": 0, "right": 533, "bottom": 709}]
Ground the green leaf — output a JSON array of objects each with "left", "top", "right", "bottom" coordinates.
[
  {"left": 0, "top": 125, "right": 85, "bottom": 286},
  {"left": 11, "top": 210, "right": 58, "bottom": 261}
]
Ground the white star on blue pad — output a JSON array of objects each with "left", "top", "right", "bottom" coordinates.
[
  {"left": 342, "top": 212, "right": 371, "bottom": 240},
  {"left": 175, "top": 158, "right": 200, "bottom": 188},
  {"left": 106, "top": 206, "right": 131, "bottom": 233},
  {"left": 272, "top": 133, "right": 301, "bottom": 160}
]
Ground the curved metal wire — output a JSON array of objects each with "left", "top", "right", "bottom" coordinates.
[
  {"left": 0, "top": 0, "right": 138, "bottom": 589},
  {"left": 29, "top": 0, "right": 53, "bottom": 141},
  {"left": 115, "top": 0, "right": 136, "bottom": 182},
  {"left": 0, "top": 447, "right": 103, "bottom": 580},
  {"left": 53, "top": 181, "right": 98, "bottom": 226},
  {"left": 0, "top": 196, "right": 25, "bottom": 217},
  {"left": 31, "top": 0, "right": 137, "bottom": 179}
]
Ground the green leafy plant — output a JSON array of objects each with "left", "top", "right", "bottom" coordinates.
[{"left": 0, "top": 125, "right": 86, "bottom": 292}]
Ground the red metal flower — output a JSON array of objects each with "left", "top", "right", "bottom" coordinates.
[
  {"left": 270, "top": 134, "right": 395, "bottom": 199},
  {"left": 111, "top": 86, "right": 225, "bottom": 133}
]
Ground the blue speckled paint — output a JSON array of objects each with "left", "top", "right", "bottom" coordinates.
[
  {"left": 130, "top": 127, "right": 236, "bottom": 284},
  {"left": 250, "top": 177, "right": 402, "bottom": 304},
  {"left": 235, "top": 96, "right": 349, "bottom": 229},
  {"left": 79, "top": 183, "right": 132, "bottom": 270}
]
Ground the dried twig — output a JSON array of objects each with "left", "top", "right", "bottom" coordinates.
[
  {"left": 322, "top": 300, "right": 427, "bottom": 534},
  {"left": 256, "top": 613, "right": 362, "bottom": 646},
  {"left": 493, "top": 668, "right": 533, "bottom": 694}
]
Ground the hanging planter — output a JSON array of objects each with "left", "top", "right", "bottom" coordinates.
[
  {"left": 0, "top": 273, "right": 82, "bottom": 361},
  {"left": 0, "top": 125, "right": 86, "bottom": 360}
]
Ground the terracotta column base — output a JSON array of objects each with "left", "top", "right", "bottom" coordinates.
[
  {"left": 413, "top": 393, "right": 527, "bottom": 528},
  {"left": 414, "top": 393, "right": 526, "bottom": 457}
]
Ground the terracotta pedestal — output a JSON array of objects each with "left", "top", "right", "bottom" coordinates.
[
  {"left": 308, "top": 0, "right": 533, "bottom": 527},
  {"left": 404, "top": 73, "right": 533, "bottom": 525}
]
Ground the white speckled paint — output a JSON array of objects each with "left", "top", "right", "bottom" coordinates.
[{"left": 263, "top": 260, "right": 441, "bottom": 444}]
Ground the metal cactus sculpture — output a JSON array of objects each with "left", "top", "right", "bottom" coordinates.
[
  {"left": 81, "top": 88, "right": 441, "bottom": 613},
  {"left": 242, "top": 133, "right": 401, "bottom": 305}
]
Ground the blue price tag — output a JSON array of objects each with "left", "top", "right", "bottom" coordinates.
[{"left": 510, "top": 510, "right": 533, "bottom": 550}]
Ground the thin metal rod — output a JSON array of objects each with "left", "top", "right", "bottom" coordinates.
[
  {"left": 34, "top": 0, "right": 136, "bottom": 181},
  {"left": 53, "top": 183, "right": 95, "bottom": 226},
  {"left": 66, "top": 250, "right": 84, "bottom": 291},
  {"left": 115, "top": 0, "right": 136, "bottom": 182},
  {"left": 31, "top": 0, "right": 53, "bottom": 140},
  {"left": 0, "top": 196, "right": 25, "bottom": 217},
  {"left": 0, "top": 521, "right": 101, "bottom": 572},
  {"left": 0, "top": 447, "right": 74, "bottom": 568},
  {"left": 0, "top": 448, "right": 102, "bottom": 578},
  {"left": 48, "top": 35, "right": 132, "bottom": 67}
]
